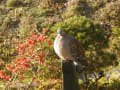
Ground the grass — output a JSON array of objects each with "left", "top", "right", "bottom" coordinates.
[
  {"left": 0, "top": 73, "right": 120, "bottom": 90},
  {"left": 0, "top": 78, "right": 62, "bottom": 90}
]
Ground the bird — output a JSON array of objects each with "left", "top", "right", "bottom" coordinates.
[
  {"left": 54, "top": 28, "right": 87, "bottom": 65},
  {"left": 54, "top": 28, "right": 88, "bottom": 82}
]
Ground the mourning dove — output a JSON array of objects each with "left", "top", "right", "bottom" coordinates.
[
  {"left": 54, "top": 28, "right": 87, "bottom": 66},
  {"left": 54, "top": 28, "right": 88, "bottom": 82}
]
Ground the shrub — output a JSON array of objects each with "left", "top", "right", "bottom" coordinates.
[
  {"left": 93, "top": 1, "right": 120, "bottom": 26},
  {"left": 52, "top": 16, "right": 109, "bottom": 47},
  {"left": 6, "top": 0, "right": 24, "bottom": 7},
  {"left": 40, "top": 0, "right": 66, "bottom": 9},
  {"left": 63, "top": 0, "right": 93, "bottom": 18},
  {"left": 0, "top": 29, "right": 57, "bottom": 89},
  {"left": 112, "top": 26, "right": 120, "bottom": 55}
]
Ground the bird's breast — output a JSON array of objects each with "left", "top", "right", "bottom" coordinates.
[{"left": 54, "top": 36, "right": 74, "bottom": 60}]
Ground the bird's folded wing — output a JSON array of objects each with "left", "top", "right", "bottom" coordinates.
[{"left": 70, "top": 38, "right": 88, "bottom": 66}]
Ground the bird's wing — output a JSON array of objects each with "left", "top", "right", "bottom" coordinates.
[{"left": 69, "top": 37, "right": 88, "bottom": 66}]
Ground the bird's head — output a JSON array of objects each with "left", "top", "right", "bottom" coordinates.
[{"left": 57, "top": 28, "right": 66, "bottom": 36}]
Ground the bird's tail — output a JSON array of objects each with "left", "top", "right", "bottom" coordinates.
[{"left": 74, "top": 60, "right": 87, "bottom": 83}]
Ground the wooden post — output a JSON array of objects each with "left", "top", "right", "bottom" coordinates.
[{"left": 62, "top": 60, "right": 80, "bottom": 90}]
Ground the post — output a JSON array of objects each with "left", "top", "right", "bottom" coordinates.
[{"left": 62, "top": 60, "right": 80, "bottom": 90}]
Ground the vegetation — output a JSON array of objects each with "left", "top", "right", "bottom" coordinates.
[{"left": 0, "top": 0, "right": 120, "bottom": 89}]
